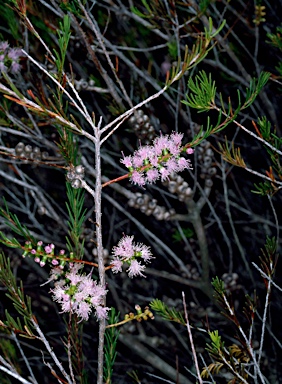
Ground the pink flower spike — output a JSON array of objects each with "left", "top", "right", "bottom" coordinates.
[
  {"left": 146, "top": 168, "right": 159, "bottom": 184},
  {"left": 77, "top": 301, "right": 91, "bottom": 321},
  {"left": 153, "top": 135, "right": 169, "bottom": 156},
  {"left": 0, "top": 41, "right": 9, "bottom": 52},
  {"left": 177, "top": 157, "right": 192, "bottom": 171},
  {"left": 112, "top": 235, "right": 134, "bottom": 258},
  {"left": 159, "top": 167, "right": 170, "bottom": 181},
  {"left": 120, "top": 153, "right": 133, "bottom": 168},
  {"left": 130, "top": 170, "right": 146, "bottom": 186},
  {"left": 111, "top": 259, "right": 123, "bottom": 273},
  {"left": 96, "top": 306, "right": 110, "bottom": 320},
  {"left": 7, "top": 48, "right": 22, "bottom": 60},
  {"left": 170, "top": 132, "right": 183, "bottom": 147},
  {"left": 132, "top": 154, "right": 144, "bottom": 168},
  {"left": 135, "top": 243, "right": 153, "bottom": 262},
  {"left": 166, "top": 158, "right": 179, "bottom": 173},
  {"left": 10, "top": 61, "right": 21, "bottom": 74},
  {"left": 127, "top": 260, "right": 146, "bottom": 278}
]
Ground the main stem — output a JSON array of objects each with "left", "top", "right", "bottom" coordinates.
[{"left": 94, "top": 131, "right": 106, "bottom": 384}]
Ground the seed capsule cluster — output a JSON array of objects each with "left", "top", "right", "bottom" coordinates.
[
  {"left": 184, "top": 264, "right": 200, "bottom": 280},
  {"left": 74, "top": 78, "right": 96, "bottom": 91},
  {"left": 15, "top": 142, "right": 49, "bottom": 161},
  {"left": 128, "top": 110, "right": 156, "bottom": 144},
  {"left": 66, "top": 165, "right": 85, "bottom": 189},
  {"left": 162, "top": 172, "right": 194, "bottom": 202},
  {"left": 128, "top": 192, "right": 175, "bottom": 221},
  {"left": 222, "top": 272, "right": 239, "bottom": 293},
  {"left": 197, "top": 140, "right": 217, "bottom": 188}
]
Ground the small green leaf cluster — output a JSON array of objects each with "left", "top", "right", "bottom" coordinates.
[
  {"left": 53, "top": 15, "right": 71, "bottom": 82},
  {"left": 182, "top": 71, "right": 270, "bottom": 150},
  {"left": 0, "top": 254, "right": 36, "bottom": 338},
  {"left": 267, "top": 26, "right": 282, "bottom": 52},
  {"left": 104, "top": 308, "right": 120, "bottom": 384},
  {"left": 183, "top": 71, "right": 216, "bottom": 112},
  {"left": 0, "top": 198, "right": 35, "bottom": 245},
  {"left": 65, "top": 182, "right": 87, "bottom": 259},
  {"left": 150, "top": 298, "right": 185, "bottom": 325}
]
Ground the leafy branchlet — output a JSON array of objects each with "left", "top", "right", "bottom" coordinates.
[
  {"left": 104, "top": 308, "right": 120, "bottom": 384},
  {"left": 0, "top": 254, "right": 36, "bottom": 338},
  {"left": 65, "top": 182, "right": 87, "bottom": 259},
  {"left": 150, "top": 298, "right": 185, "bottom": 325}
]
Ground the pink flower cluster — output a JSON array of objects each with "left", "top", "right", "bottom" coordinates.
[
  {"left": 26, "top": 241, "right": 65, "bottom": 268},
  {"left": 51, "top": 264, "right": 109, "bottom": 321},
  {"left": 121, "top": 132, "right": 193, "bottom": 186},
  {"left": 111, "top": 235, "right": 153, "bottom": 278},
  {"left": 0, "top": 41, "right": 22, "bottom": 74}
]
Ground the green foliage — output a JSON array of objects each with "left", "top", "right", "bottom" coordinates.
[
  {"left": 1, "top": 71, "right": 24, "bottom": 99},
  {"left": 267, "top": 25, "right": 282, "bottom": 51},
  {"left": 167, "top": 40, "right": 178, "bottom": 60},
  {"left": 199, "top": 0, "right": 212, "bottom": 12},
  {"left": 242, "top": 72, "right": 270, "bottom": 109},
  {"left": 150, "top": 299, "right": 185, "bottom": 325},
  {"left": 0, "top": 198, "right": 35, "bottom": 243},
  {"left": 55, "top": 127, "right": 79, "bottom": 164},
  {"left": 252, "top": 180, "right": 278, "bottom": 196},
  {"left": 104, "top": 308, "right": 120, "bottom": 384},
  {"left": 259, "top": 236, "right": 277, "bottom": 279},
  {"left": 183, "top": 70, "right": 270, "bottom": 113},
  {"left": 211, "top": 276, "right": 225, "bottom": 295},
  {"left": 206, "top": 330, "right": 224, "bottom": 354},
  {"left": 183, "top": 71, "right": 216, "bottom": 112},
  {"left": 127, "top": 370, "right": 142, "bottom": 383},
  {"left": 130, "top": 0, "right": 155, "bottom": 19},
  {"left": 53, "top": 15, "right": 71, "bottom": 83},
  {"left": 203, "top": 330, "right": 250, "bottom": 381},
  {"left": 60, "top": 0, "right": 87, "bottom": 16},
  {"left": 65, "top": 182, "right": 87, "bottom": 259},
  {"left": 0, "top": 2, "right": 20, "bottom": 40},
  {"left": 172, "top": 227, "right": 194, "bottom": 242},
  {"left": 182, "top": 71, "right": 270, "bottom": 150},
  {"left": 0, "top": 253, "right": 36, "bottom": 337},
  {"left": 165, "top": 19, "right": 226, "bottom": 90}
]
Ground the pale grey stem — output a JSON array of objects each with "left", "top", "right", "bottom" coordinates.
[
  {"left": 93, "top": 126, "right": 106, "bottom": 384},
  {"left": 0, "top": 83, "right": 95, "bottom": 143},
  {"left": 258, "top": 280, "right": 271, "bottom": 366},
  {"left": 252, "top": 263, "right": 282, "bottom": 292},
  {"left": 21, "top": 50, "right": 95, "bottom": 133},
  {"left": 11, "top": 332, "right": 38, "bottom": 384},
  {"left": 182, "top": 292, "right": 203, "bottom": 384},
  {"left": 213, "top": 107, "right": 282, "bottom": 157},
  {"left": 30, "top": 319, "right": 74, "bottom": 384},
  {"left": 222, "top": 294, "right": 266, "bottom": 384},
  {"left": 0, "top": 361, "right": 33, "bottom": 384},
  {"left": 80, "top": 2, "right": 134, "bottom": 108}
]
